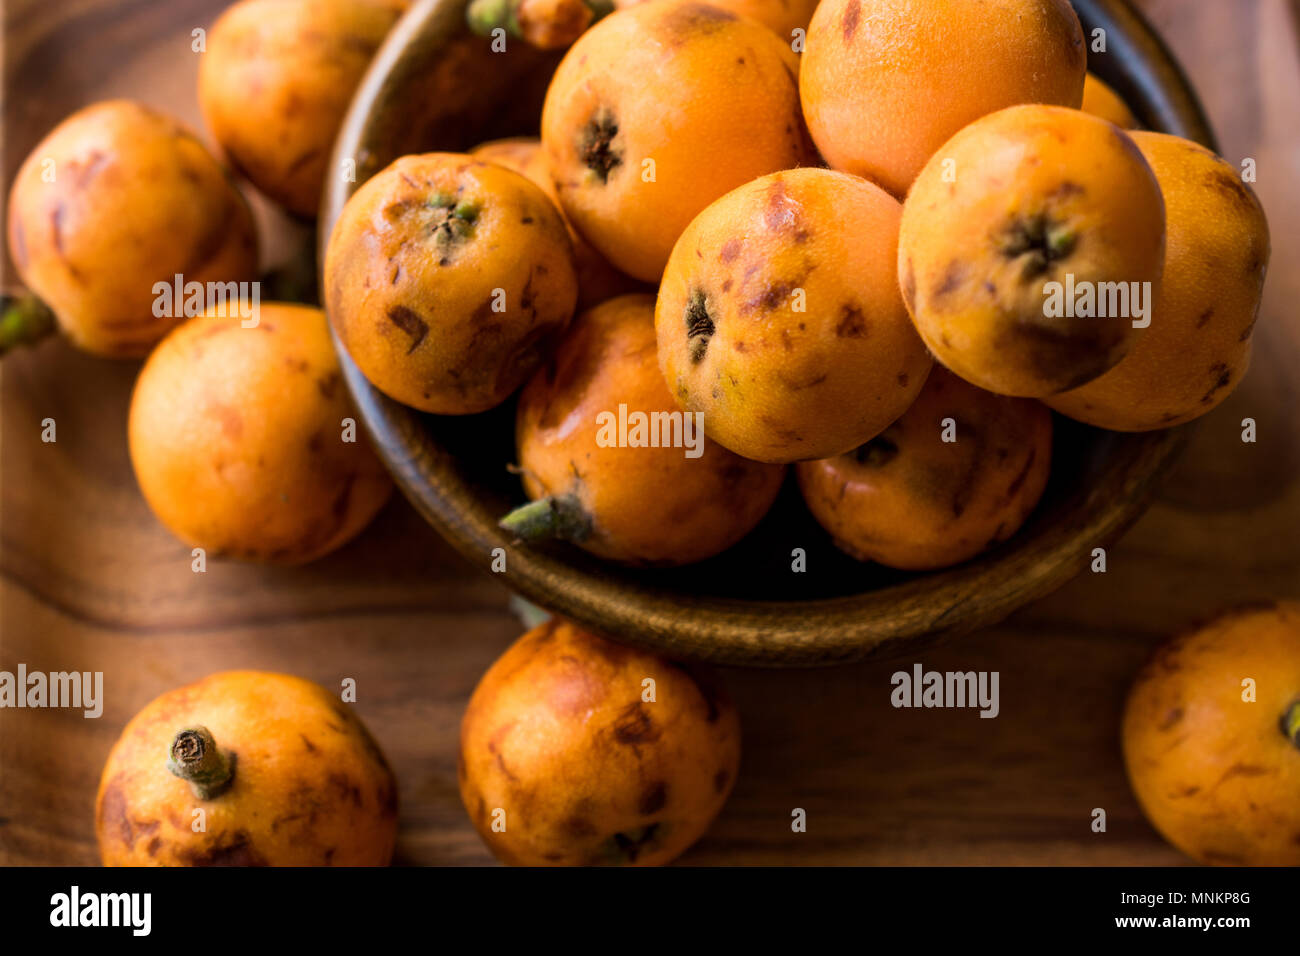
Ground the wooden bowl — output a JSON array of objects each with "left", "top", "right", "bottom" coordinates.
[{"left": 321, "top": 0, "right": 1214, "bottom": 667}]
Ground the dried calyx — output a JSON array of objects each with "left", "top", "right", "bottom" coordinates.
[
  {"left": 580, "top": 111, "right": 623, "bottom": 183},
  {"left": 684, "top": 290, "right": 714, "bottom": 364},
  {"left": 1282, "top": 699, "right": 1300, "bottom": 750},
  {"left": 1001, "top": 213, "right": 1077, "bottom": 281},
  {"left": 428, "top": 192, "right": 481, "bottom": 256}
]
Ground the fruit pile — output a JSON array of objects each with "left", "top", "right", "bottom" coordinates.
[
  {"left": 6, "top": 0, "right": 1290, "bottom": 868},
  {"left": 327, "top": 0, "right": 1270, "bottom": 571}
]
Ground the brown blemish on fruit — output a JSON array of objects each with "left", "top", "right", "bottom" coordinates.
[
  {"left": 842, "top": 0, "right": 861, "bottom": 41},
  {"left": 300, "top": 734, "right": 318, "bottom": 753},
  {"left": 933, "top": 260, "right": 966, "bottom": 300},
  {"left": 613, "top": 702, "right": 660, "bottom": 745},
  {"left": 663, "top": 1, "right": 737, "bottom": 37},
  {"left": 719, "top": 238, "right": 742, "bottom": 263},
  {"left": 745, "top": 280, "right": 796, "bottom": 315},
  {"left": 764, "top": 179, "right": 808, "bottom": 241},
  {"left": 1216, "top": 763, "right": 1271, "bottom": 786},
  {"left": 213, "top": 403, "right": 243, "bottom": 440},
  {"left": 902, "top": 258, "right": 917, "bottom": 313},
  {"left": 1158, "top": 707, "right": 1184, "bottom": 731},
  {"left": 714, "top": 769, "right": 729, "bottom": 793},
  {"left": 562, "top": 815, "right": 599, "bottom": 837},
  {"left": 898, "top": 372, "right": 910, "bottom": 387},
  {"left": 1205, "top": 169, "right": 1256, "bottom": 215},
  {"left": 836, "top": 304, "right": 868, "bottom": 338},
  {"left": 639, "top": 781, "right": 668, "bottom": 815},
  {"left": 177, "top": 831, "right": 268, "bottom": 867},
  {"left": 316, "top": 371, "right": 341, "bottom": 400},
  {"left": 98, "top": 777, "right": 133, "bottom": 848},
  {"left": 386, "top": 305, "right": 428, "bottom": 353},
  {"left": 1196, "top": 308, "right": 1214, "bottom": 329},
  {"left": 1199, "top": 363, "right": 1232, "bottom": 404}
]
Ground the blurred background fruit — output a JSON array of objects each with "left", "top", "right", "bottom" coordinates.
[
  {"left": 1122, "top": 602, "right": 1300, "bottom": 866},
  {"left": 198, "top": 0, "right": 411, "bottom": 218},
  {"left": 6, "top": 100, "right": 258, "bottom": 357}
]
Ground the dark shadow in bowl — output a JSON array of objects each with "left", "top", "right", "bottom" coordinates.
[{"left": 321, "top": 0, "right": 1212, "bottom": 666}]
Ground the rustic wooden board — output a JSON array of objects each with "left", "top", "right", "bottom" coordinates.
[{"left": 1, "top": 0, "right": 1297, "bottom": 865}]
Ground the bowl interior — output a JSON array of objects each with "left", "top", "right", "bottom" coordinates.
[{"left": 321, "top": 0, "right": 1210, "bottom": 666}]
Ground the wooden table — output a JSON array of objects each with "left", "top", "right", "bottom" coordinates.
[{"left": 2, "top": 0, "right": 1297, "bottom": 866}]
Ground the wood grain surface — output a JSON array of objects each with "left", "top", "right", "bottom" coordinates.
[{"left": 2, "top": 0, "right": 1297, "bottom": 866}]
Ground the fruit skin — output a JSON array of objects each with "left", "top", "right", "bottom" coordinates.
[
  {"left": 800, "top": 0, "right": 1086, "bottom": 198},
  {"left": 1122, "top": 602, "right": 1300, "bottom": 866},
  {"left": 1081, "top": 72, "right": 1138, "bottom": 130},
  {"left": 512, "top": 293, "right": 785, "bottom": 565},
  {"left": 797, "top": 367, "right": 1052, "bottom": 570},
  {"left": 614, "top": 0, "right": 819, "bottom": 41},
  {"left": 5, "top": 100, "right": 257, "bottom": 358},
  {"left": 658, "top": 167, "right": 931, "bottom": 463},
  {"left": 96, "top": 671, "right": 399, "bottom": 866},
  {"left": 541, "top": 0, "right": 812, "bottom": 282},
  {"left": 458, "top": 619, "right": 741, "bottom": 866},
  {"left": 899, "top": 104, "right": 1166, "bottom": 398},
  {"left": 324, "top": 153, "right": 578, "bottom": 414},
  {"left": 1047, "top": 132, "right": 1270, "bottom": 430},
  {"left": 128, "top": 303, "right": 392, "bottom": 564},
  {"left": 471, "top": 137, "right": 645, "bottom": 310},
  {"left": 198, "top": 0, "right": 408, "bottom": 217}
]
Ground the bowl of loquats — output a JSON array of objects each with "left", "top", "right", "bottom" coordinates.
[{"left": 319, "top": 0, "right": 1268, "bottom": 666}]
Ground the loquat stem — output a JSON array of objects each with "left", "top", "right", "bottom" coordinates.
[{"left": 167, "top": 726, "right": 235, "bottom": 800}]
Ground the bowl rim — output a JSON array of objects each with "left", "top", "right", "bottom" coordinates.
[{"left": 320, "top": 0, "right": 1212, "bottom": 667}]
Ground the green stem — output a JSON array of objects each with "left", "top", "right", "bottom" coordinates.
[
  {"left": 0, "top": 293, "right": 57, "bottom": 355},
  {"left": 1282, "top": 700, "right": 1300, "bottom": 750},
  {"left": 167, "top": 726, "right": 235, "bottom": 800},
  {"left": 499, "top": 494, "right": 592, "bottom": 543}
]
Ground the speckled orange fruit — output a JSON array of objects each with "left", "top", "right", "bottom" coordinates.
[
  {"left": 198, "top": 0, "right": 409, "bottom": 217},
  {"left": 1047, "top": 132, "right": 1270, "bottom": 430},
  {"left": 541, "top": 0, "right": 811, "bottom": 281},
  {"left": 459, "top": 619, "right": 741, "bottom": 866},
  {"left": 899, "top": 104, "right": 1166, "bottom": 397},
  {"left": 797, "top": 367, "right": 1052, "bottom": 570},
  {"left": 1081, "top": 72, "right": 1138, "bottom": 129},
  {"left": 5, "top": 100, "right": 257, "bottom": 357},
  {"left": 505, "top": 293, "right": 785, "bottom": 565},
  {"left": 1122, "top": 602, "right": 1300, "bottom": 866},
  {"left": 97, "top": 670, "right": 398, "bottom": 866},
  {"left": 324, "top": 153, "right": 578, "bottom": 413},
  {"left": 800, "top": 0, "right": 1086, "bottom": 198},
  {"left": 128, "top": 303, "right": 392, "bottom": 564},
  {"left": 470, "top": 137, "right": 644, "bottom": 310},
  {"left": 657, "top": 167, "right": 931, "bottom": 463}
]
